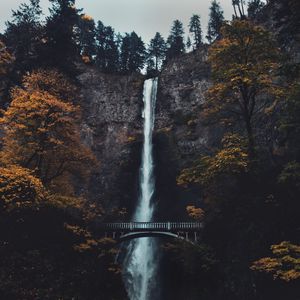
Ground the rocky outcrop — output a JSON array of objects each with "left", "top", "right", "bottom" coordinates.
[
  {"left": 154, "top": 48, "right": 223, "bottom": 220},
  {"left": 77, "top": 66, "right": 145, "bottom": 214}
]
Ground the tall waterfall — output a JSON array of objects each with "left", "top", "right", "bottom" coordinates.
[{"left": 123, "top": 78, "right": 158, "bottom": 300}]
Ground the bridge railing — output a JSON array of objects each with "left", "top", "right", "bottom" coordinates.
[{"left": 100, "top": 222, "right": 203, "bottom": 232}]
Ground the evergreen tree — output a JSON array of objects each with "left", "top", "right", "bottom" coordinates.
[
  {"left": 95, "top": 22, "right": 119, "bottom": 73},
  {"left": 120, "top": 32, "right": 145, "bottom": 73},
  {"left": 120, "top": 34, "right": 130, "bottom": 72},
  {"left": 43, "top": 0, "right": 80, "bottom": 75},
  {"left": 186, "top": 36, "right": 192, "bottom": 51},
  {"left": 77, "top": 14, "right": 96, "bottom": 63},
  {"left": 189, "top": 14, "right": 202, "bottom": 49},
  {"left": 128, "top": 32, "right": 146, "bottom": 73},
  {"left": 103, "top": 26, "right": 119, "bottom": 72},
  {"left": 4, "top": 0, "right": 42, "bottom": 74},
  {"left": 232, "top": 0, "right": 246, "bottom": 19},
  {"left": 247, "top": 0, "right": 265, "bottom": 19},
  {"left": 206, "top": 0, "right": 224, "bottom": 43},
  {"left": 147, "top": 32, "right": 166, "bottom": 71},
  {"left": 166, "top": 20, "right": 185, "bottom": 60}
]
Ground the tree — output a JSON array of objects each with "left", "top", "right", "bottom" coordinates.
[
  {"left": 77, "top": 14, "right": 96, "bottom": 63},
  {"left": 95, "top": 22, "right": 119, "bottom": 73},
  {"left": 247, "top": 0, "right": 265, "bottom": 19},
  {"left": 147, "top": 32, "right": 166, "bottom": 72},
  {"left": 0, "top": 41, "right": 13, "bottom": 76},
  {"left": 42, "top": 0, "right": 80, "bottom": 75},
  {"left": 0, "top": 40, "right": 14, "bottom": 104},
  {"left": 120, "top": 32, "right": 145, "bottom": 73},
  {"left": 232, "top": 0, "right": 246, "bottom": 19},
  {"left": 177, "top": 133, "right": 249, "bottom": 189},
  {"left": 120, "top": 34, "right": 130, "bottom": 72},
  {"left": 4, "top": 0, "right": 42, "bottom": 74},
  {"left": 189, "top": 15, "right": 202, "bottom": 49},
  {"left": 186, "top": 36, "right": 192, "bottom": 51},
  {"left": 166, "top": 20, "right": 185, "bottom": 60},
  {"left": 251, "top": 241, "right": 300, "bottom": 282},
  {"left": 204, "top": 20, "right": 282, "bottom": 156},
  {"left": 0, "top": 69, "right": 95, "bottom": 190},
  {"left": 103, "top": 26, "right": 119, "bottom": 72},
  {"left": 206, "top": 0, "right": 224, "bottom": 43},
  {"left": 0, "top": 164, "right": 46, "bottom": 212}
]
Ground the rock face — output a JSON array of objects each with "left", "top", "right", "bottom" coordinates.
[
  {"left": 77, "top": 48, "right": 222, "bottom": 218},
  {"left": 77, "top": 66, "right": 145, "bottom": 215},
  {"left": 154, "top": 48, "right": 223, "bottom": 220}
]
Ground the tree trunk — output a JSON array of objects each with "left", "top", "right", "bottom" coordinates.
[{"left": 245, "top": 117, "right": 255, "bottom": 158}]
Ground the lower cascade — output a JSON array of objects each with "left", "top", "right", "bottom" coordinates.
[{"left": 123, "top": 78, "right": 159, "bottom": 300}]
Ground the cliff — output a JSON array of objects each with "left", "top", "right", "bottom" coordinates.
[
  {"left": 77, "top": 66, "right": 145, "bottom": 215},
  {"left": 77, "top": 48, "right": 221, "bottom": 219}
]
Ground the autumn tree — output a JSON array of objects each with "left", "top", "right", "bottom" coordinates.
[
  {"left": 166, "top": 20, "right": 185, "bottom": 60},
  {"left": 0, "top": 164, "right": 47, "bottom": 212},
  {"left": 189, "top": 15, "right": 202, "bottom": 49},
  {"left": 251, "top": 241, "right": 300, "bottom": 282},
  {"left": 206, "top": 0, "right": 224, "bottom": 43},
  {"left": 0, "top": 69, "right": 95, "bottom": 192},
  {"left": 204, "top": 20, "right": 282, "bottom": 156},
  {"left": 178, "top": 133, "right": 248, "bottom": 189}
]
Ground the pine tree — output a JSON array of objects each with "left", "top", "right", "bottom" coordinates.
[
  {"left": 232, "top": 0, "right": 246, "bottom": 19},
  {"left": 4, "top": 0, "right": 42, "bottom": 74},
  {"left": 42, "top": 0, "right": 80, "bottom": 75},
  {"left": 247, "top": 0, "right": 265, "bottom": 19},
  {"left": 166, "top": 20, "right": 185, "bottom": 60},
  {"left": 120, "top": 34, "right": 130, "bottom": 72},
  {"left": 77, "top": 14, "right": 96, "bottom": 63},
  {"left": 147, "top": 32, "right": 166, "bottom": 72},
  {"left": 103, "top": 26, "right": 119, "bottom": 72},
  {"left": 189, "top": 14, "right": 202, "bottom": 49},
  {"left": 206, "top": 0, "right": 224, "bottom": 43},
  {"left": 186, "top": 36, "right": 192, "bottom": 51},
  {"left": 95, "top": 22, "right": 119, "bottom": 73},
  {"left": 128, "top": 32, "right": 146, "bottom": 73},
  {"left": 120, "top": 32, "right": 145, "bottom": 73}
]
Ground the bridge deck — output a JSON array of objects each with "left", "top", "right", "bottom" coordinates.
[{"left": 101, "top": 222, "right": 203, "bottom": 232}]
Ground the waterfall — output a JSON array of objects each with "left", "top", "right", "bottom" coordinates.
[{"left": 123, "top": 78, "right": 158, "bottom": 300}]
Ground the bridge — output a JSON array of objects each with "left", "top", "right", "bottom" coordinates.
[{"left": 100, "top": 222, "right": 203, "bottom": 244}]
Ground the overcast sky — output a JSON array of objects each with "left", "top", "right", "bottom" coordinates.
[{"left": 0, "top": 0, "right": 234, "bottom": 44}]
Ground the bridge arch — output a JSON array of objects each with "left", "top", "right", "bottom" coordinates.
[{"left": 118, "top": 231, "right": 195, "bottom": 244}]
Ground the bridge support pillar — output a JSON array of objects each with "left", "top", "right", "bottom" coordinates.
[
  {"left": 113, "top": 232, "right": 116, "bottom": 239},
  {"left": 194, "top": 232, "right": 198, "bottom": 243},
  {"left": 185, "top": 232, "right": 189, "bottom": 241}
]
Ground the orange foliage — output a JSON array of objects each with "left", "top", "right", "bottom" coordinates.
[
  {"left": 0, "top": 70, "right": 96, "bottom": 192},
  {"left": 0, "top": 164, "right": 46, "bottom": 211},
  {"left": 177, "top": 133, "right": 248, "bottom": 188},
  {"left": 186, "top": 205, "right": 205, "bottom": 221},
  {"left": 251, "top": 241, "right": 300, "bottom": 282}
]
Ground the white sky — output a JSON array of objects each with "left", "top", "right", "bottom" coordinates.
[{"left": 0, "top": 0, "right": 234, "bottom": 44}]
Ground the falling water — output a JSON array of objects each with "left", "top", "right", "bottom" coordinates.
[{"left": 123, "top": 78, "right": 158, "bottom": 300}]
